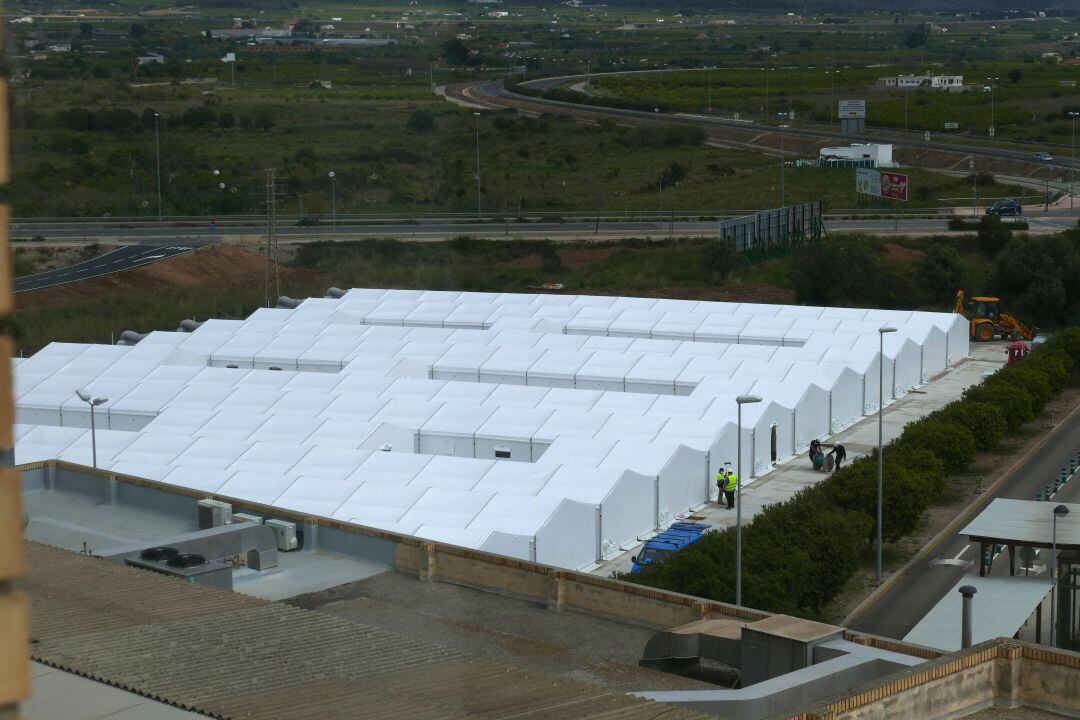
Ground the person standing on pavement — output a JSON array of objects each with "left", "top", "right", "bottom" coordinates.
[
  {"left": 720, "top": 463, "right": 737, "bottom": 509},
  {"left": 827, "top": 443, "right": 847, "bottom": 470}
]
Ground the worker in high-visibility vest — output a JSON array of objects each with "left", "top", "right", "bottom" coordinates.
[{"left": 717, "top": 463, "right": 737, "bottom": 509}]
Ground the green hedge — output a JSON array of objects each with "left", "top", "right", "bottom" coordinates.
[{"left": 621, "top": 328, "right": 1080, "bottom": 617}]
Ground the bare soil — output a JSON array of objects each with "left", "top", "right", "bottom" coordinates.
[
  {"left": 883, "top": 242, "right": 925, "bottom": 263},
  {"left": 16, "top": 246, "right": 319, "bottom": 311}
]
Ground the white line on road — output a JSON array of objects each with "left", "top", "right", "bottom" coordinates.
[{"left": 953, "top": 544, "right": 970, "bottom": 561}]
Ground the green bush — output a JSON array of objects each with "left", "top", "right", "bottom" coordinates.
[
  {"left": 963, "top": 384, "right": 1035, "bottom": 431},
  {"left": 985, "top": 366, "right": 1052, "bottom": 412},
  {"left": 896, "top": 419, "right": 976, "bottom": 475},
  {"left": 938, "top": 402, "right": 1007, "bottom": 451}
]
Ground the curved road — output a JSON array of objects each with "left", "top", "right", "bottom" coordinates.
[
  {"left": 14, "top": 244, "right": 198, "bottom": 293},
  {"left": 452, "top": 77, "right": 1080, "bottom": 176}
]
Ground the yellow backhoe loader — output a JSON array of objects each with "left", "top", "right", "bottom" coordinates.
[{"left": 953, "top": 291, "right": 1038, "bottom": 342}]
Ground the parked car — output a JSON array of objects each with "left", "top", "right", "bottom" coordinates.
[
  {"left": 986, "top": 199, "right": 1023, "bottom": 216},
  {"left": 630, "top": 522, "right": 711, "bottom": 573},
  {"left": 1035, "top": 152, "right": 1054, "bottom": 162}
]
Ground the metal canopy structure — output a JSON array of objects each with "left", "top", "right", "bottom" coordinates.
[
  {"left": 961, "top": 499, "right": 1080, "bottom": 577},
  {"left": 904, "top": 576, "right": 1053, "bottom": 652}
]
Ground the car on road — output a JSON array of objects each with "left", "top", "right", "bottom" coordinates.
[
  {"left": 630, "top": 521, "right": 711, "bottom": 573},
  {"left": 986, "top": 199, "right": 1023, "bottom": 216},
  {"left": 1034, "top": 152, "right": 1054, "bottom": 162}
]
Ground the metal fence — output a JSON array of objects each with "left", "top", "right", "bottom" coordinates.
[{"left": 718, "top": 201, "right": 823, "bottom": 255}]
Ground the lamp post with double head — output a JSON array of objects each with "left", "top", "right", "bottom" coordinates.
[
  {"left": 75, "top": 390, "right": 108, "bottom": 468},
  {"left": 328, "top": 171, "right": 336, "bottom": 235},
  {"left": 876, "top": 326, "right": 897, "bottom": 584},
  {"left": 473, "top": 112, "right": 482, "bottom": 217},
  {"left": 735, "top": 394, "right": 762, "bottom": 607},
  {"left": 154, "top": 112, "right": 162, "bottom": 223},
  {"left": 1050, "top": 504, "right": 1070, "bottom": 648},
  {"left": 1068, "top": 111, "right": 1078, "bottom": 214}
]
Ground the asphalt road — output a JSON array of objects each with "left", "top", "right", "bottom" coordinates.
[
  {"left": 472, "top": 77, "right": 1080, "bottom": 173},
  {"left": 8, "top": 214, "right": 1080, "bottom": 245},
  {"left": 14, "top": 244, "right": 197, "bottom": 293},
  {"left": 848, "top": 405, "right": 1080, "bottom": 640}
]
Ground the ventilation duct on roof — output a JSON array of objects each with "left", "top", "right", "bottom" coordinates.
[
  {"left": 117, "top": 330, "right": 147, "bottom": 346},
  {"left": 277, "top": 296, "right": 302, "bottom": 309},
  {"left": 325, "top": 287, "right": 346, "bottom": 299},
  {"left": 177, "top": 319, "right": 203, "bottom": 333}
]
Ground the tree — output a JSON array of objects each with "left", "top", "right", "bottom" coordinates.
[
  {"left": 79, "top": 22, "right": 93, "bottom": 38},
  {"left": 898, "top": 420, "right": 976, "bottom": 475},
  {"left": 442, "top": 38, "right": 470, "bottom": 65},
  {"left": 903, "top": 23, "right": 928, "bottom": 48},
  {"left": 938, "top": 402, "right": 1007, "bottom": 451},
  {"left": 661, "top": 161, "right": 687, "bottom": 184},
  {"left": 216, "top": 112, "right": 235, "bottom": 129},
  {"left": 977, "top": 214, "right": 1012, "bottom": 256},
  {"left": 251, "top": 106, "right": 276, "bottom": 131},
  {"left": 406, "top": 108, "right": 436, "bottom": 133},
  {"left": 919, "top": 244, "right": 964, "bottom": 302},
  {"left": 1008, "top": 68, "right": 1023, "bottom": 83},
  {"left": 702, "top": 240, "right": 740, "bottom": 281},
  {"left": 129, "top": 23, "right": 146, "bottom": 38}
]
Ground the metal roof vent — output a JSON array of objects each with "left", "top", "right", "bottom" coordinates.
[
  {"left": 166, "top": 553, "right": 207, "bottom": 569},
  {"left": 139, "top": 546, "right": 179, "bottom": 562}
]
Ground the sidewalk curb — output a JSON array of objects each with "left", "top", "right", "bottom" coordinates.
[{"left": 841, "top": 396, "right": 1080, "bottom": 628}]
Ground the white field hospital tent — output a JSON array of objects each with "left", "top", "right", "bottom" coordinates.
[{"left": 14, "top": 290, "right": 969, "bottom": 572}]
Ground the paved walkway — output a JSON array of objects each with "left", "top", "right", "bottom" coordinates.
[
  {"left": 592, "top": 342, "right": 1008, "bottom": 576},
  {"left": 24, "top": 663, "right": 202, "bottom": 720}
]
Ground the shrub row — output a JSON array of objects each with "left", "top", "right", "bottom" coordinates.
[{"left": 622, "top": 328, "right": 1080, "bottom": 617}]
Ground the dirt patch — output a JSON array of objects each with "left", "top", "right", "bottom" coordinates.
[
  {"left": 883, "top": 243, "right": 925, "bottom": 263},
  {"left": 15, "top": 246, "right": 319, "bottom": 311}
]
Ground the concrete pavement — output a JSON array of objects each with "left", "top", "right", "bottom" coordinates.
[{"left": 591, "top": 342, "right": 1008, "bottom": 577}]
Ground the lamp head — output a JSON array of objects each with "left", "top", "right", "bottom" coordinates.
[
  {"left": 736, "top": 394, "right": 762, "bottom": 405},
  {"left": 328, "top": 171, "right": 335, "bottom": 179},
  {"left": 75, "top": 389, "right": 90, "bottom": 402},
  {"left": 1054, "top": 504, "right": 1070, "bottom": 518},
  {"left": 879, "top": 326, "right": 898, "bottom": 334},
  {"left": 92, "top": 397, "right": 108, "bottom": 406}
]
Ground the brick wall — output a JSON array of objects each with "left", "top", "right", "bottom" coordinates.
[{"left": 0, "top": 32, "right": 28, "bottom": 717}]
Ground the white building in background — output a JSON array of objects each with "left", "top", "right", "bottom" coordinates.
[
  {"left": 819, "top": 143, "right": 896, "bottom": 168},
  {"left": 877, "top": 74, "right": 964, "bottom": 91},
  {"left": 12, "top": 290, "right": 967, "bottom": 572}
]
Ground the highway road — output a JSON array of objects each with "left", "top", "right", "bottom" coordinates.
[
  {"left": 848, "top": 406, "right": 1080, "bottom": 640},
  {"left": 14, "top": 244, "right": 198, "bottom": 293},
  {"left": 8, "top": 215, "right": 1080, "bottom": 245},
  {"left": 461, "top": 77, "right": 1080, "bottom": 174}
]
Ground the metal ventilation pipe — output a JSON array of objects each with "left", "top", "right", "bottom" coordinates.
[
  {"left": 117, "top": 330, "right": 147, "bottom": 345},
  {"left": 325, "top": 287, "right": 345, "bottom": 299},
  {"left": 177, "top": 319, "right": 203, "bottom": 333},
  {"left": 959, "top": 585, "right": 977, "bottom": 649},
  {"left": 276, "top": 296, "right": 302, "bottom": 309}
]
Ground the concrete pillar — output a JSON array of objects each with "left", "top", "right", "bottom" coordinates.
[
  {"left": 108, "top": 478, "right": 119, "bottom": 506},
  {"left": 960, "top": 585, "right": 977, "bottom": 649},
  {"left": 302, "top": 521, "right": 319, "bottom": 553},
  {"left": 419, "top": 544, "right": 437, "bottom": 582},
  {"left": 547, "top": 571, "right": 565, "bottom": 611}
]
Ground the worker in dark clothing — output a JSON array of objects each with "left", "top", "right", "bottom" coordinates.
[
  {"left": 827, "top": 443, "right": 847, "bottom": 470},
  {"left": 809, "top": 439, "right": 822, "bottom": 467}
]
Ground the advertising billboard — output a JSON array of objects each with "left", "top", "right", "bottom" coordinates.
[
  {"left": 856, "top": 167, "right": 880, "bottom": 196},
  {"left": 880, "top": 172, "right": 909, "bottom": 201},
  {"left": 838, "top": 100, "right": 866, "bottom": 119}
]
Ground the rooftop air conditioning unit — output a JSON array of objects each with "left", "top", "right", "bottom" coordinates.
[
  {"left": 264, "top": 519, "right": 298, "bottom": 551},
  {"left": 232, "top": 512, "right": 264, "bottom": 525},
  {"left": 197, "top": 499, "right": 233, "bottom": 529}
]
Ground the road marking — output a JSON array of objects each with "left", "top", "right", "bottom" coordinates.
[{"left": 954, "top": 544, "right": 970, "bottom": 561}]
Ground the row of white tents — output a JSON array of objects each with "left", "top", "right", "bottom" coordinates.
[{"left": 13, "top": 289, "right": 970, "bottom": 570}]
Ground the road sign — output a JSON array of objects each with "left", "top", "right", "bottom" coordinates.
[
  {"left": 880, "top": 172, "right": 909, "bottom": 201},
  {"left": 838, "top": 99, "right": 866, "bottom": 119},
  {"left": 944, "top": 122, "right": 959, "bottom": 130},
  {"left": 924, "top": 131, "right": 931, "bottom": 142},
  {"left": 989, "top": 127, "right": 996, "bottom": 138}
]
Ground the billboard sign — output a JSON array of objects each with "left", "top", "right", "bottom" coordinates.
[
  {"left": 838, "top": 100, "right": 866, "bottom": 119},
  {"left": 856, "top": 168, "right": 909, "bottom": 201},
  {"left": 856, "top": 167, "right": 881, "bottom": 196},
  {"left": 880, "top": 172, "right": 909, "bottom": 201},
  {"left": 944, "top": 122, "right": 959, "bottom": 130}
]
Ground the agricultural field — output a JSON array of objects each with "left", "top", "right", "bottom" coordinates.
[{"left": 5, "top": 0, "right": 1077, "bottom": 218}]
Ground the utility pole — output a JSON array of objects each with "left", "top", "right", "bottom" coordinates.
[
  {"left": 1069, "top": 111, "right": 1078, "bottom": 214},
  {"left": 264, "top": 169, "right": 279, "bottom": 308},
  {"left": 970, "top": 159, "right": 977, "bottom": 218},
  {"left": 779, "top": 125, "right": 787, "bottom": 209},
  {"left": 474, "top": 111, "right": 482, "bottom": 217}
]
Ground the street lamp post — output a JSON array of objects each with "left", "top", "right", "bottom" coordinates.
[
  {"left": 154, "top": 112, "right": 162, "bottom": 223},
  {"left": 876, "top": 326, "right": 898, "bottom": 584},
  {"left": 75, "top": 390, "right": 108, "bottom": 468},
  {"left": 1050, "top": 504, "right": 1070, "bottom": 648},
  {"left": 735, "top": 394, "right": 762, "bottom": 607},
  {"left": 779, "top": 125, "right": 788, "bottom": 209},
  {"left": 970, "top": 159, "right": 977, "bottom": 218},
  {"left": 1069, "top": 111, "right": 1078, "bottom": 215},
  {"left": 473, "top": 111, "right": 482, "bottom": 217},
  {"left": 987, "top": 77, "right": 999, "bottom": 137},
  {"left": 328, "top": 171, "right": 336, "bottom": 235}
]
